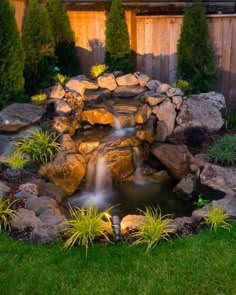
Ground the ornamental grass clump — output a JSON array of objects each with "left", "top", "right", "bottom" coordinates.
[
  {"left": 14, "top": 130, "right": 61, "bottom": 165},
  {"left": 130, "top": 207, "right": 175, "bottom": 253},
  {"left": 31, "top": 93, "right": 47, "bottom": 105},
  {"left": 207, "top": 134, "right": 236, "bottom": 166},
  {"left": 61, "top": 205, "right": 114, "bottom": 256},
  {"left": 203, "top": 205, "right": 232, "bottom": 232},
  {"left": 90, "top": 64, "right": 108, "bottom": 78},
  {"left": 0, "top": 196, "right": 17, "bottom": 232},
  {"left": 4, "top": 151, "right": 29, "bottom": 182}
]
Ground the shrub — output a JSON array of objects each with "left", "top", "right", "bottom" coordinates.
[
  {"left": 90, "top": 64, "right": 108, "bottom": 78},
  {"left": 14, "top": 130, "right": 61, "bottom": 165},
  {"left": 184, "top": 126, "right": 208, "bottom": 147},
  {"left": 203, "top": 205, "right": 232, "bottom": 232},
  {"left": 61, "top": 205, "right": 113, "bottom": 256},
  {"left": 0, "top": 0, "right": 25, "bottom": 108},
  {"left": 130, "top": 207, "right": 174, "bottom": 253},
  {"left": 0, "top": 196, "right": 17, "bottom": 232},
  {"left": 194, "top": 194, "right": 210, "bottom": 209},
  {"left": 177, "top": 0, "right": 217, "bottom": 93},
  {"left": 105, "top": 0, "right": 132, "bottom": 73},
  {"left": 172, "top": 80, "right": 192, "bottom": 95},
  {"left": 5, "top": 151, "right": 28, "bottom": 170},
  {"left": 47, "top": 0, "right": 79, "bottom": 76},
  {"left": 31, "top": 93, "right": 47, "bottom": 105},
  {"left": 207, "top": 134, "right": 236, "bottom": 166},
  {"left": 224, "top": 111, "right": 236, "bottom": 130},
  {"left": 22, "top": 0, "right": 56, "bottom": 95}
]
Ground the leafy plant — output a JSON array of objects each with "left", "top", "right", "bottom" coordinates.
[
  {"left": 61, "top": 205, "right": 114, "bottom": 256},
  {"left": 90, "top": 64, "right": 108, "bottom": 78},
  {"left": 5, "top": 151, "right": 29, "bottom": 170},
  {"left": 105, "top": 0, "right": 133, "bottom": 73},
  {"left": 0, "top": 0, "right": 25, "bottom": 108},
  {"left": 203, "top": 205, "right": 232, "bottom": 232},
  {"left": 53, "top": 73, "right": 70, "bottom": 86},
  {"left": 130, "top": 207, "right": 174, "bottom": 253},
  {"left": 177, "top": 0, "right": 217, "bottom": 93},
  {"left": 207, "top": 134, "right": 236, "bottom": 166},
  {"left": 194, "top": 194, "right": 210, "bottom": 208},
  {"left": 31, "top": 93, "right": 47, "bottom": 105},
  {"left": 224, "top": 111, "right": 236, "bottom": 130},
  {"left": 172, "top": 80, "right": 192, "bottom": 95},
  {"left": 14, "top": 130, "right": 61, "bottom": 165},
  {"left": 0, "top": 196, "right": 17, "bottom": 232}
]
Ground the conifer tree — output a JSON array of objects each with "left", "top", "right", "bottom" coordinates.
[
  {"left": 0, "top": 0, "right": 25, "bottom": 108},
  {"left": 177, "top": 0, "right": 217, "bottom": 93},
  {"left": 22, "top": 0, "right": 56, "bottom": 94},
  {"left": 47, "top": 0, "right": 79, "bottom": 76},
  {"left": 105, "top": 0, "right": 132, "bottom": 73}
]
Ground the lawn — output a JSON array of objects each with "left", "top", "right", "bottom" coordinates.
[{"left": 0, "top": 224, "right": 236, "bottom": 295}]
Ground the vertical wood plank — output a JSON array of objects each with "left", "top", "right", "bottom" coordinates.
[
  {"left": 152, "top": 18, "right": 161, "bottom": 80},
  {"left": 144, "top": 18, "right": 153, "bottom": 77},
  {"left": 160, "top": 17, "right": 170, "bottom": 83},
  {"left": 228, "top": 18, "right": 236, "bottom": 110},
  {"left": 136, "top": 18, "right": 145, "bottom": 74}
]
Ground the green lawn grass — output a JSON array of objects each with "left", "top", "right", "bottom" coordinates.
[{"left": 0, "top": 224, "right": 236, "bottom": 295}]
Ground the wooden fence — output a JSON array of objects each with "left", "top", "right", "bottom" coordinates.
[{"left": 11, "top": 0, "right": 236, "bottom": 109}]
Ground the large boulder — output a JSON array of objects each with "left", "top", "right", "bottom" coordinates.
[
  {"left": 135, "top": 104, "right": 152, "bottom": 124},
  {"left": 116, "top": 74, "right": 139, "bottom": 86},
  {"left": 152, "top": 144, "right": 192, "bottom": 180},
  {"left": 200, "top": 163, "right": 236, "bottom": 194},
  {"left": 176, "top": 93, "right": 225, "bottom": 132},
  {"left": 97, "top": 73, "right": 117, "bottom": 91},
  {"left": 39, "top": 152, "right": 86, "bottom": 196},
  {"left": 65, "top": 76, "right": 98, "bottom": 96},
  {"left": 152, "top": 98, "right": 176, "bottom": 135},
  {"left": 112, "top": 85, "right": 147, "bottom": 98},
  {"left": 0, "top": 103, "right": 45, "bottom": 132}
]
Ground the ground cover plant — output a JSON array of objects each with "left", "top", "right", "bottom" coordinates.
[
  {"left": 203, "top": 205, "right": 232, "bottom": 232},
  {"left": 0, "top": 197, "right": 17, "bottom": 232},
  {"left": 0, "top": 223, "right": 236, "bottom": 295},
  {"left": 207, "top": 134, "right": 236, "bottom": 166}
]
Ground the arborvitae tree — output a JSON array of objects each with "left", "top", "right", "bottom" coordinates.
[
  {"left": 22, "top": 0, "right": 56, "bottom": 95},
  {"left": 105, "top": 0, "right": 132, "bottom": 73},
  {"left": 47, "top": 0, "right": 79, "bottom": 76},
  {"left": 0, "top": 0, "right": 25, "bottom": 108},
  {"left": 177, "top": 0, "right": 217, "bottom": 93}
]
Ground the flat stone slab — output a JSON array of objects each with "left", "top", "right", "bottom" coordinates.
[{"left": 0, "top": 103, "right": 45, "bottom": 132}]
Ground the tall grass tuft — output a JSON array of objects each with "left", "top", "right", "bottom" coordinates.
[
  {"left": 61, "top": 205, "right": 114, "bottom": 256},
  {"left": 0, "top": 196, "right": 17, "bottom": 232},
  {"left": 130, "top": 206, "right": 175, "bottom": 253},
  {"left": 207, "top": 134, "right": 236, "bottom": 166},
  {"left": 203, "top": 205, "right": 232, "bottom": 232},
  {"left": 14, "top": 130, "right": 61, "bottom": 165}
]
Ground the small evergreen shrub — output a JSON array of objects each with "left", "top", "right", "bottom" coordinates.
[
  {"left": 22, "top": 0, "right": 56, "bottom": 95},
  {"left": 0, "top": 0, "right": 25, "bottom": 108},
  {"left": 105, "top": 0, "right": 133, "bottom": 73},
  {"left": 15, "top": 130, "right": 61, "bottom": 165},
  {"left": 53, "top": 73, "right": 70, "bottom": 86},
  {"left": 61, "top": 205, "right": 113, "bottom": 256},
  {"left": 207, "top": 134, "right": 236, "bottom": 166},
  {"left": 47, "top": 0, "right": 79, "bottom": 76},
  {"left": 172, "top": 80, "right": 192, "bottom": 95},
  {"left": 177, "top": 0, "right": 217, "bottom": 93},
  {"left": 184, "top": 126, "right": 208, "bottom": 147}
]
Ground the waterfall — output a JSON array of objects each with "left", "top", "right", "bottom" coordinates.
[
  {"left": 133, "top": 147, "right": 145, "bottom": 184},
  {"left": 95, "top": 155, "right": 112, "bottom": 194}
]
